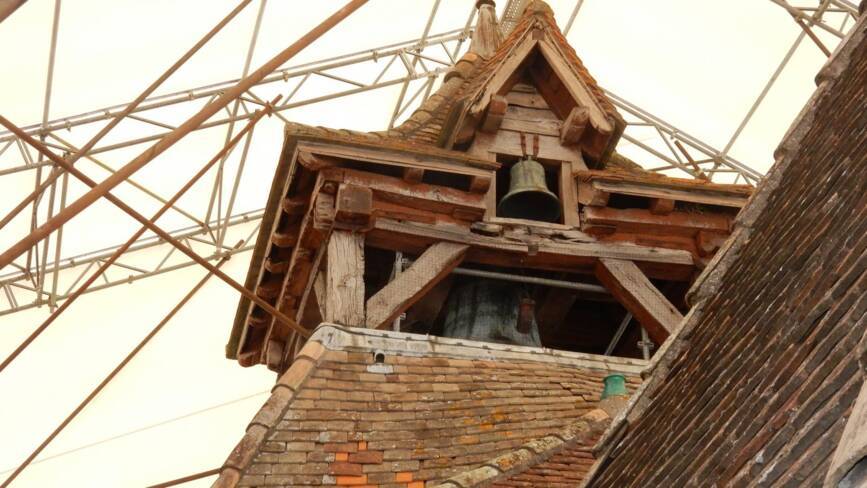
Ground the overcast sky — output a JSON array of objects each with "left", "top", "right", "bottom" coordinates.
[{"left": 0, "top": 1, "right": 851, "bottom": 486}]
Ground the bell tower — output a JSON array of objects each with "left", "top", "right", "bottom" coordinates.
[{"left": 225, "top": 0, "right": 752, "bottom": 372}]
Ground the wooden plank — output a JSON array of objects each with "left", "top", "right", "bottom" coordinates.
[
  {"left": 366, "top": 219, "right": 695, "bottom": 272},
  {"left": 471, "top": 130, "right": 583, "bottom": 164},
  {"left": 297, "top": 140, "right": 498, "bottom": 174},
  {"left": 505, "top": 105, "right": 560, "bottom": 122},
  {"left": 500, "top": 116, "right": 561, "bottom": 137},
  {"left": 582, "top": 206, "right": 732, "bottom": 237},
  {"left": 594, "top": 258, "right": 683, "bottom": 343},
  {"left": 560, "top": 161, "right": 580, "bottom": 227},
  {"left": 591, "top": 179, "right": 749, "bottom": 208},
  {"left": 480, "top": 94, "right": 508, "bottom": 133},
  {"left": 325, "top": 230, "right": 365, "bottom": 326},
  {"left": 506, "top": 91, "right": 549, "bottom": 109},
  {"left": 321, "top": 167, "right": 487, "bottom": 219},
  {"left": 365, "top": 242, "right": 468, "bottom": 329},
  {"left": 560, "top": 106, "right": 589, "bottom": 144}
]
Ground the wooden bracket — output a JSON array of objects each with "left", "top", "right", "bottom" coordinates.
[
  {"left": 594, "top": 258, "right": 683, "bottom": 344},
  {"left": 334, "top": 183, "right": 373, "bottom": 229},
  {"left": 560, "top": 106, "right": 589, "bottom": 144},
  {"left": 480, "top": 94, "right": 508, "bottom": 133}
]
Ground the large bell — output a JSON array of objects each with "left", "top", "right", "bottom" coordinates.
[{"left": 497, "top": 157, "right": 561, "bottom": 222}]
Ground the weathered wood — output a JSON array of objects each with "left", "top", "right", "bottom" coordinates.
[
  {"left": 297, "top": 138, "right": 498, "bottom": 173},
  {"left": 582, "top": 206, "right": 732, "bottom": 237},
  {"left": 481, "top": 95, "right": 508, "bottom": 133},
  {"left": 365, "top": 219, "right": 695, "bottom": 281},
  {"left": 365, "top": 242, "right": 468, "bottom": 329},
  {"left": 469, "top": 34, "right": 536, "bottom": 117},
  {"left": 535, "top": 39, "right": 613, "bottom": 134},
  {"left": 560, "top": 106, "right": 589, "bottom": 144},
  {"left": 505, "top": 105, "right": 560, "bottom": 122},
  {"left": 468, "top": 173, "right": 493, "bottom": 193},
  {"left": 321, "top": 167, "right": 487, "bottom": 219},
  {"left": 560, "top": 161, "right": 580, "bottom": 227},
  {"left": 403, "top": 167, "right": 424, "bottom": 183},
  {"left": 297, "top": 151, "right": 341, "bottom": 171},
  {"left": 594, "top": 258, "right": 683, "bottom": 343},
  {"left": 334, "top": 183, "right": 373, "bottom": 228},
  {"left": 325, "top": 230, "right": 365, "bottom": 326},
  {"left": 500, "top": 117, "right": 561, "bottom": 137},
  {"left": 506, "top": 91, "right": 549, "bottom": 109},
  {"left": 649, "top": 198, "right": 675, "bottom": 215},
  {"left": 577, "top": 180, "right": 610, "bottom": 206},
  {"left": 589, "top": 179, "right": 749, "bottom": 208},
  {"left": 470, "top": 130, "right": 583, "bottom": 164}
]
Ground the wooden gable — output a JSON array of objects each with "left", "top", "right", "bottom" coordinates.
[{"left": 456, "top": 25, "right": 622, "bottom": 164}]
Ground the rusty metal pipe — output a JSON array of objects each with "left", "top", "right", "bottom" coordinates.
[
  {"left": 0, "top": 0, "right": 254, "bottom": 232},
  {"left": 0, "top": 0, "right": 367, "bottom": 268},
  {"left": 0, "top": 103, "right": 274, "bottom": 373}
]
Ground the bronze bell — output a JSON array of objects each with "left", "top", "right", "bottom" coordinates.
[{"left": 497, "top": 156, "right": 561, "bottom": 222}]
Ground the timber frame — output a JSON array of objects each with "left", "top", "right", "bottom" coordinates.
[
  {"left": 226, "top": 127, "right": 748, "bottom": 370},
  {"left": 226, "top": 1, "right": 753, "bottom": 371}
]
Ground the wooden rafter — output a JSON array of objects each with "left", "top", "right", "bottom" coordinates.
[{"left": 365, "top": 242, "right": 468, "bottom": 329}]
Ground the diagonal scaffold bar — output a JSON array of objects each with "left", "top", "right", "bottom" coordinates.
[
  {"left": 0, "top": 0, "right": 370, "bottom": 271},
  {"left": 0, "top": 102, "right": 274, "bottom": 373}
]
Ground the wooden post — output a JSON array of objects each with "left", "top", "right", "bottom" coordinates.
[
  {"left": 325, "top": 231, "right": 365, "bottom": 326},
  {"left": 560, "top": 161, "right": 580, "bottom": 227},
  {"left": 594, "top": 258, "right": 683, "bottom": 344},
  {"left": 365, "top": 242, "right": 468, "bottom": 329}
]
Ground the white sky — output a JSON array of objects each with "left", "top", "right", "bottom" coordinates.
[{"left": 0, "top": 1, "right": 851, "bottom": 486}]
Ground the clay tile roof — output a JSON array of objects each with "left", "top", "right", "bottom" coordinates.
[
  {"left": 583, "top": 14, "right": 867, "bottom": 488},
  {"left": 214, "top": 324, "right": 646, "bottom": 488}
]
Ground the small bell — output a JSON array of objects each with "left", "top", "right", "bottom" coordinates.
[{"left": 497, "top": 156, "right": 561, "bottom": 222}]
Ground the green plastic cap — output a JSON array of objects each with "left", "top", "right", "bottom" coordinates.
[{"left": 601, "top": 374, "right": 628, "bottom": 399}]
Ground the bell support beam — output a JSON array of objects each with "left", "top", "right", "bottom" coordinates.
[
  {"left": 594, "top": 257, "right": 683, "bottom": 344},
  {"left": 365, "top": 242, "right": 469, "bottom": 329}
]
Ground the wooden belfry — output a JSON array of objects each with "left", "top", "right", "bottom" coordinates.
[{"left": 225, "top": 0, "right": 752, "bottom": 372}]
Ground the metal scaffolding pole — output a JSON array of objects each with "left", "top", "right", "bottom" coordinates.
[
  {"left": 0, "top": 0, "right": 369, "bottom": 270},
  {"left": 0, "top": 0, "right": 255, "bottom": 233},
  {"left": 0, "top": 241, "right": 241, "bottom": 488}
]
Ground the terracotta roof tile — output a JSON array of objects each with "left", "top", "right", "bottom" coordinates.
[{"left": 214, "top": 325, "right": 645, "bottom": 488}]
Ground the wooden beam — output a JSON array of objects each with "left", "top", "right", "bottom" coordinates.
[
  {"left": 560, "top": 106, "right": 589, "bottom": 144},
  {"left": 403, "top": 167, "right": 424, "bottom": 183},
  {"left": 560, "top": 161, "right": 580, "bottom": 227},
  {"left": 325, "top": 230, "right": 365, "bottom": 326},
  {"left": 480, "top": 95, "right": 508, "bottom": 133},
  {"left": 334, "top": 183, "right": 373, "bottom": 228},
  {"left": 365, "top": 218, "right": 695, "bottom": 281},
  {"left": 587, "top": 178, "right": 750, "bottom": 208},
  {"left": 582, "top": 206, "right": 732, "bottom": 237},
  {"left": 577, "top": 180, "right": 609, "bottom": 206},
  {"left": 649, "top": 198, "right": 675, "bottom": 215},
  {"left": 594, "top": 258, "right": 683, "bottom": 343},
  {"left": 365, "top": 242, "right": 468, "bottom": 329}
]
